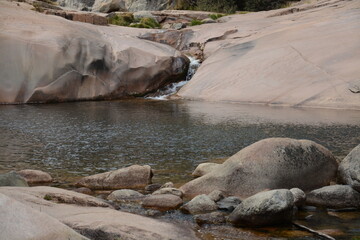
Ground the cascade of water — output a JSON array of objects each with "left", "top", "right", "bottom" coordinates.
[{"left": 146, "top": 56, "right": 200, "bottom": 100}]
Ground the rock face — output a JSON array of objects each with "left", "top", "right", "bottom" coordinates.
[
  {"left": 338, "top": 144, "right": 360, "bottom": 191},
  {"left": 192, "top": 162, "right": 220, "bottom": 177},
  {"left": 180, "top": 138, "right": 338, "bottom": 198},
  {"left": 0, "top": 193, "right": 88, "bottom": 240},
  {"left": 76, "top": 165, "right": 153, "bottom": 190},
  {"left": 306, "top": 185, "right": 360, "bottom": 209},
  {"left": 141, "top": 194, "right": 183, "bottom": 211},
  {"left": 181, "top": 194, "right": 218, "bottom": 214},
  {"left": 228, "top": 189, "right": 294, "bottom": 227},
  {"left": 17, "top": 169, "right": 53, "bottom": 184},
  {"left": 0, "top": 171, "right": 28, "bottom": 187},
  {"left": 0, "top": 1, "right": 189, "bottom": 104}
]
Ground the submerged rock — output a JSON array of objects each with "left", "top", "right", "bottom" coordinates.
[
  {"left": 141, "top": 194, "right": 183, "bottom": 211},
  {"left": 217, "top": 196, "right": 242, "bottom": 212},
  {"left": 192, "top": 162, "right": 220, "bottom": 177},
  {"left": 76, "top": 165, "right": 152, "bottom": 190},
  {"left": 228, "top": 189, "right": 294, "bottom": 227},
  {"left": 181, "top": 194, "right": 218, "bottom": 215},
  {"left": 0, "top": 171, "right": 28, "bottom": 187},
  {"left": 306, "top": 185, "right": 360, "bottom": 209},
  {"left": 181, "top": 138, "right": 338, "bottom": 198},
  {"left": 17, "top": 169, "right": 53, "bottom": 184},
  {"left": 338, "top": 144, "right": 360, "bottom": 192}
]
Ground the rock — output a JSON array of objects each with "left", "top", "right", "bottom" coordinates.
[
  {"left": 290, "top": 188, "right": 306, "bottom": 207},
  {"left": 181, "top": 194, "right": 217, "bottom": 214},
  {"left": 152, "top": 187, "right": 183, "bottom": 198},
  {"left": 145, "top": 183, "right": 162, "bottom": 193},
  {"left": 133, "top": 11, "right": 157, "bottom": 21},
  {"left": 75, "top": 165, "right": 153, "bottom": 190},
  {"left": 141, "top": 194, "right": 183, "bottom": 211},
  {"left": 126, "top": 0, "right": 176, "bottom": 12},
  {"left": 161, "top": 182, "right": 174, "bottom": 188},
  {"left": 57, "top": 0, "right": 95, "bottom": 11},
  {"left": 338, "top": 144, "right": 360, "bottom": 192},
  {"left": 0, "top": 193, "right": 88, "bottom": 240},
  {"left": 306, "top": 185, "right": 360, "bottom": 209},
  {"left": 228, "top": 189, "right": 294, "bottom": 227},
  {"left": 171, "top": 22, "right": 186, "bottom": 30},
  {"left": 0, "top": 187, "right": 198, "bottom": 240},
  {"left": 217, "top": 196, "right": 241, "bottom": 212},
  {"left": 0, "top": 2, "right": 189, "bottom": 104},
  {"left": 44, "top": 10, "right": 108, "bottom": 25},
  {"left": 194, "top": 212, "right": 226, "bottom": 225},
  {"left": 0, "top": 171, "right": 28, "bottom": 187},
  {"left": 201, "top": 18, "right": 216, "bottom": 24},
  {"left": 73, "top": 187, "right": 93, "bottom": 195},
  {"left": 107, "top": 189, "right": 144, "bottom": 202},
  {"left": 92, "top": 0, "right": 126, "bottom": 13},
  {"left": 17, "top": 169, "right": 53, "bottom": 184},
  {"left": 180, "top": 138, "right": 338, "bottom": 198},
  {"left": 192, "top": 162, "right": 220, "bottom": 177},
  {"left": 208, "top": 190, "right": 224, "bottom": 202}
]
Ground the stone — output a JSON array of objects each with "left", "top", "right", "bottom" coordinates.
[
  {"left": 217, "top": 196, "right": 241, "bottom": 212},
  {"left": 73, "top": 187, "right": 93, "bottom": 195},
  {"left": 290, "top": 188, "right": 306, "bottom": 207},
  {"left": 152, "top": 187, "right": 183, "bottom": 198},
  {"left": 306, "top": 185, "right": 360, "bottom": 209},
  {"left": 92, "top": 0, "right": 126, "bottom": 13},
  {"left": 0, "top": 193, "right": 88, "bottom": 240},
  {"left": 57, "top": 0, "right": 95, "bottom": 11},
  {"left": 107, "top": 189, "right": 144, "bottom": 202},
  {"left": 201, "top": 18, "right": 216, "bottom": 24},
  {"left": 208, "top": 190, "right": 224, "bottom": 202},
  {"left": 338, "top": 144, "right": 360, "bottom": 192},
  {"left": 145, "top": 183, "right": 162, "bottom": 193},
  {"left": 133, "top": 11, "right": 157, "bottom": 21},
  {"left": 228, "top": 189, "right": 294, "bottom": 227},
  {"left": 192, "top": 162, "right": 220, "bottom": 177},
  {"left": 180, "top": 138, "right": 338, "bottom": 198},
  {"left": 181, "top": 194, "right": 217, "bottom": 215},
  {"left": 141, "top": 194, "right": 183, "bottom": 211},
  {"left": 75, "top": 165, "right": 153, "bottom": 190},
  {"left": 171, "top": 22, "right": 186, "bottom": 30},
  {"left": 44, "top": 10, "right": 108, "bottom": 25},
  {"left": 17, "top": 169, "right": 53, "bottom": 184},
  {"left": 0, "top": 171, "right": 28, "bottom": 187},
  {"left": 161, "top": 182, "right": 174, "bottom": 188},
  {"left": 194, "top": 212, "right": 226, "bottom": 225}
]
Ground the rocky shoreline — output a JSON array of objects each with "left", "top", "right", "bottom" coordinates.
[{"left": 1, "top": 138, "right": 359, "bottom": 239}]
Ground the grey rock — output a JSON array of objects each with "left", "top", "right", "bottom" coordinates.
[
  {"left": 338, "top": 144, "right": 360, "bottom": 192},
  {"left": 306, "top": 185, "right": 360, "bottom": 209},
  {"left": 152, "top": 187, "right": 183, "bottom": 198},
  {"left": 192, "top": 162, "right": 220, "bottom": 177},
  {"left": 133, "top": 11, "right": 157, "bottom": 21},
  {"left": 0, "top": 171, "right": 28, "bottom": 187},
  {"left": 161, "top": 182, "right": 174, "bottom": 188},
  {"left": 92, "top": 0, "right": 126, "bottom": 13},
  {"left": 107, "top": 189, "right": 144, "bottom": 202},
  {"left": 290, "top": 188, "right": 306, "bottom": 207},
  {"left": 217, "top": 196, "right": 241, "bottom": 212},
  {"left": 228, "top": 189, "right": 294, "bottom": 226},
  {"left": 171, "top": 22, "right": 186, "bottom": 30},
  {"left": 181, "top": 194, "right": 217, "bottom": 214},
  {"left": 208, "top": 190, "right": 224, "bottom": 202},
  {"left": 194, "top": 212, "right": 226, "bottom": 225},
  {"left": 201, "top": 18, "right": 216, "bottom": 24},
  {"left": 145, "top": 183, "right": 162, "bottom": 193},
  {"left": 142, "top": 194, "right": 183, "bottom": 211}
]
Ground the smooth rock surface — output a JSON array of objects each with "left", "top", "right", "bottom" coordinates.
[
  {"left": 17, "top": 169, "right": 53, "bottom": 184},
  {"left": 181, "top": 138, "right": 338, "bottom": 198},
  {"left": 228, "top": 189, "right": 294, "bottom": 226},
  {"left": 290, "top": 188, "right": 306, "bottom": 207},
  {"left": 338, "top": 144, "right": 360, "bottom": 191},
  {"left": 306, "top": 185, "right": 360, "bottom": 209},
  {"left": 192, "top": 162, "right": 220, "bottom": 177},
  {"left": 107, "top": 189, "right": 144, "bottom": 202},
  {"left": 181, "top": 194, "right": 218, "bottom": 214},
  {"left": 141, "top": 194, "right": 183, "bottom": 211},
  {"left": 0, "top": 171, "right": 28, "bottom": 187},
  {"left": 217, "top": 196, "right": 242, "bottom": 212},
  {"left": 76, "top": 165, "right": 152, "bottom": 190}
]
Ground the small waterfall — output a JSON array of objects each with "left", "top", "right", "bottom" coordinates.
[{"left": 146, "top": 56, "right": 200, "bottom": 100}]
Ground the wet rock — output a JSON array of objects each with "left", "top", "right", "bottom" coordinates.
[
  {"left": 107, "top": 189, "right": 144, "bottom": 202},
  {"left": 217, "top": 196, "right": 241, "bottom": 212},
  {"left": 141, "top": 194, "right": 183, "bottom": 211},
  {"left": 145, "top": 183, "right": 162, "bottom": 193},
  {"left": 290, "top": 188, "right": 306, "bottom": 207},
  {"left": 152, "top": 187, "right": 183, "bottom": 198},
  {"left": 194, "top": 212, "right": 226, "bottom": 225},
  {"left": 208, "top": 190, "right": 224, "bottom": 202},
  {"left": 76, "top": 165, "right": 153, "bottom": 190},
  {"left": 228, "top": 189, "right": 294, "bottom": 227},
  {"left": 192, "top": 162, "right": 220, "bottom": 177},
  {"left": 306, "top": 185, "right": 360, "bottom": 209},
  {"left": 0, "top": 171, "right": 28, "bottom": 187},
  {"left": 73, "top": 187, "right": 93, "bottom": 195},
  {"left": 181, "top": 194, "right": 217, "bottom": 214},
  {"left": 181, "top": 138, "right": 338, "bottom": 198},
  {"left": 161, "top": 182, "right": 174, "bottom": 188},
  {"left": 338, "top": 144, "right": 360, "bottom": 192},
  {"left": 17, "top": 169, "right": 53, "bottom": 184}
]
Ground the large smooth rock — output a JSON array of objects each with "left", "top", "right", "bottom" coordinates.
[
  {"left": 181, "top": 138, "right": 338, "bottom": 198},
  {"left": 17, "top": 169, "right": 53, "bottom": 184},
  {"left": 0, "top": 171, "right": 28, "bottom": 187},
  {"left": 92, "top": 0, "right": 126, "bottom": 13},
  {"left": 338, "top": 144, "right": 360, "bottom": 191},
  {"left": 192, "top": 162, "right": 220, "bottom": 177},
  {"left": 141, "top": 194, "right": 183, "bottom": 211},
  {"left": 0, "top": 1, "right": 189, "bottom": 104},
  {"left": 306, "top": 185, "right": 360, "bottom": 209},
  {"left": 107, "top": 189, "right": 144, "bottom": 202},
  {"left": 180, "top": 194, "right": 218, "bottom": 215},
  {"left": 228, "top": 189, "right": 294, "bottom": 227},
  {"left": 76, "top": 165, "right": 152, "bottom": 190},
  {"left": 0, "top": 187, "right": 199, "bottom": 240},
  {"left": 0, "top": 193, "right": 88, "bottom": 240}
]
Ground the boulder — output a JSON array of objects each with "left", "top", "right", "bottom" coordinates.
[
  {"left": 290, "top": 188, "right": 306, "bottom": 207},
  {"left": 0, "top": 171, "right": 28, "bottom": 187},
  {"left": 338, "top": 144, "right": 360, "bottom": 191},
  {"left": 161, "top": 182, "right": 174, "bottom": 188},
  {"left": 17, "top": 169, "right": 53, "bottom": 184},
  {"left": 152, "top": 187, "right": 183, "bottom": 198},
  {"left": 208, "top": 190, "right": 224, "bottom": 202},
  {"left": 201, "top": 18, "right": 216, "bottom": 24},
  {"left": 75, "top": 165, "right": 153, "bottom": 190},
  {"left": 194, "top": 212, "right": 226, "bottom": 225},
  {"left": 133, "top": 11, "right": 157, "bottom": 21},
  {"left": 0, "top": 193, "right": 88, "bottom": 240},
  {"left": 107, "top": 189, "right": 144, "bottom": 202},
  {"left": 228, "top": 189, "right": 294, "bottom": 227},
  {"left": 73, "top": 187, "right": 93, "bottom": 195},
  {"left": 0, "top": 2, "right": 189, "bottom": 104},
  {"left": 181, "top": 194, "right": 217, "bottom": 214},
  {"left": 181, "top": 138, "right": 338, "bottom": 198},
  {"left": 306, "top": 185, "right": 360, "bottom": 209},
  {"left": 141, "top": 194, "right": 183, "bottom": 211},
  {"left": 217, "top": 196, "right": 241, "bottom": 212},
  {"left": 57, "top": 0, "right": 95, "bottom": 11},
  {"left": 192, "top": 162, "right": 220, "bottom": 177},
  {"left": 92, "top": 0, "right": 126, "bottom": 13},
  {"left": 145, "top": 183, "right": 162, "bottom": 193}
]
